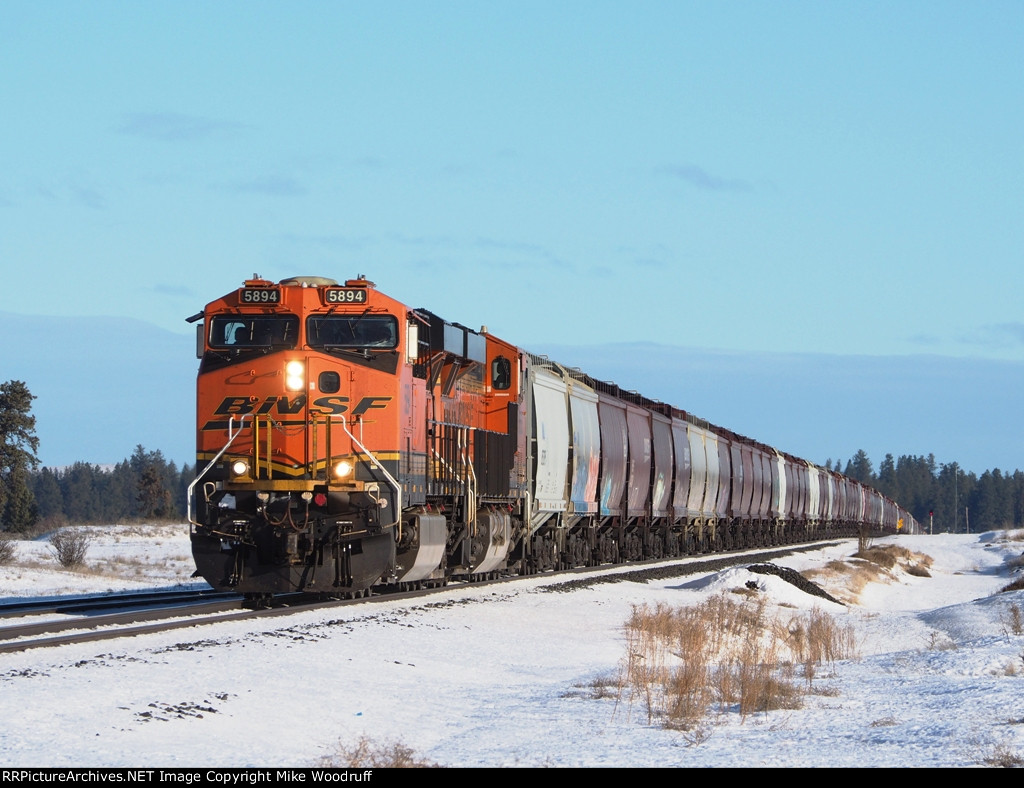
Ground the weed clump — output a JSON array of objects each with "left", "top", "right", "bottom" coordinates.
[
  {"left": 1000, "top": 604, "right": 1024, "bottom": 636},
  {"left": 319, "top": 736, "right": 441, "bottom": 768},
  {"left": 0, "top": 532, "right": 16, "bottom": 565},
  {"left": 48, "top": 527, "right": 93, "bottom": 568},
  {"left": 617, "top": 594, "right": 855, "bottom": 731}
]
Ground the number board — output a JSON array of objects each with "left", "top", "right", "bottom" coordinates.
[
  {"left": 324, "top": 288, "right": 368, "bottom": 304},
  {"left": 240, "top": 288, "right": 281, "bottom": 304}
]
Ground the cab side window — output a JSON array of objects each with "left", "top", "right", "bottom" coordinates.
[{"left": 491, "top": 356, "right": 511, "bottom": 390}]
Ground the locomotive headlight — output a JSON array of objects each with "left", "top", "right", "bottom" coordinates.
[
  {"left": 229, "top": 459, "right": 249, "bottom": 477},
  {"left": 333, "top": 459, "right": 354, "bottom": 479},
  {"left": 285, "top": 360, "right": 305, "bottom": 391}
]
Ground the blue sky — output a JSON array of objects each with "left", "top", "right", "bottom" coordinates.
[
  {"left": 2, "top": 1, "right": 1021, "bottom": 358},
  {"left": 1, "top": 2, "right": 1023, "bottom": 474}
]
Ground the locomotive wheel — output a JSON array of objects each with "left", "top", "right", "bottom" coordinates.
[{"left": 243, "top": 593, "right": 273, "bottom": 609}]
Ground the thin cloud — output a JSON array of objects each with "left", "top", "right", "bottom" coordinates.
[
  {"left": 992, "top": 322, "right": 1024, "bottom": 345},
  {"left": 352, "top": 156, "right": 386, "bottom": 170},
  {"left": 911, "top": 323, "right": 1024, "bottom": 355},
  {"left": 70, "top": 185, "right": 104, "bottom": 209},
  {"left": 281, "top": 232, "right": 373, "bottom": 251},
  {"left": 117, "top": 112, "right": 247, "bottom": 142},
  {"left": 225, "top": 175, "right": 306, "bottom": 196},
  {"left": 657, "top": 163, "right": 751, "bottom": 192},
  {"left": 153, "top": 283, "right": 194, "bottom": 298}
]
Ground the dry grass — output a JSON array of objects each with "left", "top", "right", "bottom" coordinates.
[
  {"left": 1001, "top": 604, "right": 1024, "bottom": 637},
  {"left": 856, "top": 544, "right": 911, "bottom": 569},
  {"left": 925, "top": 630, "right": 958, "bottom": 651},
  {"left": 804, "top": 560, "right": 886, "bottom": 605},
  {"left": 318, "top": 736, "right": 442, "bottom": 768},
  {"left": 617, "top": 594, "right": 856, "bottom": 731},
  {"left": 0, "top": 533, "right": 16, "bottom": 565},
  {"left": 980, "top": 741, "right": 1024, "bottom": 768},
  {"left": 803, "top": 544, "right": 938, "bottom": 605},
  {"left": 1007, "top": 554, "right": 1024, "bottom": 571}
]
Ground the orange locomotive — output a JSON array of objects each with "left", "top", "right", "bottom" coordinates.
[{"left": 188, "top": 274, "right": 526, "bottom": 599}]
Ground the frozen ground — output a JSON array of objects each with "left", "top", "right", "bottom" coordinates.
[{"left": 1, "top": 525, "right": 1023, "bottom": 768}]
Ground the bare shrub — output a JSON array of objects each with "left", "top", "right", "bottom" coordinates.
[
  {"left": 1001, "top": 604, "right": 1024, "bottom": 637},
  {"left": 725, "top": 639, "right": 802, "bottom": 718},
  {"left": 906, "top": 563, "right": 931, "bottom": 578},
  {"left": 857, "top": 527, "right": 873, "bottom": 554},
  {"left": 0, "top": 532, "right": 16, "bottom": 565},
  {"left": 803, "top": 608, "right": 857, "bottom": 665},
  {"left": 569, "top": 673, "right": 621, "bottom": 700},
  {"left": 679, "top": 725, "right": 713, "bottom": 746},
  {"left": 981, "top": 742, "right": 1024, "bottom": 768},
  {"left": 619, "top": 594, "right": 854, "bottom": 731},
  {"left": 1001, "top": 577, "right": 1024, "bottom": 593},
  {"left": 810, "top": 683, "right": 841, "bottom": 697},
  {"left": 925, "top": 630, "right": 957, "bottom": 651},
  {"left": 48, "top": 527, "right": 93, "bottom": 568},
  {"left": 621, "top": 601, "right": 713, "bottom": 726},
  {"left": 318, "top": 736, "right": 441, "bottom": 768}
]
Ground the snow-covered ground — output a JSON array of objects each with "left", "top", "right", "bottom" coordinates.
[{"left": 1, "top": 525, "right": 1023, "bottom": 768}]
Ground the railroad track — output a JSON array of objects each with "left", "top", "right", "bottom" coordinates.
[
  {"left": 0, "top": 588, "right": 238, "bottom": 618},
  {"left": 0, "top": 541, "right": 843, "bottom": 655},
  {"left": 0, "top": 584, "right": 433, "bottom": 654}
]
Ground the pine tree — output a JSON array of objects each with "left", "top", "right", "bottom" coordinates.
[
  {"left": 137, "top": 465, "right": 172, "bottom": 519},
  {"left": 32, "top": 467, "right": 65, "bottom": 524},
  {"left": 877, "top": 454, "right": 897, "bottom": 500},
  {"left": 61, "top": 462, "right": 100, "bottom": 522},
  {"left": 844, "top": 450, "right": 875, "bottom": 485},
  {"left": 3, "top": 465, "right": 37, "bottom": 532},
  {"left": 0, "top": 380, "right": 41, "bottom": 532}
]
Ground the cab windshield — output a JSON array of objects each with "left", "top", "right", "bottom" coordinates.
[
  {"left": 307, "top": 314, "right": 398, "bottom": 349},
  {"left": 209, "top": 315, "right": 298, "bottom": 349}
]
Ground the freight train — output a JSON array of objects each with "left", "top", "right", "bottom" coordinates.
[{"left": 186, "top": 274, "right": 917, "bottom": 600}]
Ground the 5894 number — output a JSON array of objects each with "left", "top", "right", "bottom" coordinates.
[
  {"left": 241, "top": 289, "right": 281, "bottom": 303},
  {"left": 325, "top": 289, "right": 368, "bottom": 304}
]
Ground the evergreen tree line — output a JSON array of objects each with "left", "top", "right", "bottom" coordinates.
[
  {"left": 0, "top": 380, "right": 193, "bottom": 533},
  {"left": 827, "top": 449, "right": 1024, "bottom": 534},
  {"left": 1, "top": 378, "right": 1021, "bottom": 534},
  {"left": 28, "top": 448, "right": 194, "bottom": 529}
]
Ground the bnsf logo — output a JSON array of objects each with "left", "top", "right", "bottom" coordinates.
[{"left": 208, "top": 395, "right": 391, "bottom": 419}]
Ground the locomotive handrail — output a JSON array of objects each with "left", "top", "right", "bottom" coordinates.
[
  {"left": 333, "top": 414, "right": 403, "bottom": 534},
  {"left": 459, "top": 427, "right": 478, "bottom": 536},
  {"left": 187, "top": 414, "right": 252, "bottom": 528}
]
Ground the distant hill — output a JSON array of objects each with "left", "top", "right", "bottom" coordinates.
[
  {"left": 0, "top": 312, "right": 196, "bottom": 468},
  {"left": 1, "top": 312, "right": 1020, "bottom": 475},
  {"left": 531, "top": 342, "right": 1024, "bottom": 476}
]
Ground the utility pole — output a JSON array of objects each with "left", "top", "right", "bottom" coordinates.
[{"left": 954, "top": 463, "right": 959, "bottom": 534}]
